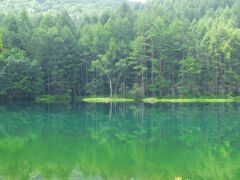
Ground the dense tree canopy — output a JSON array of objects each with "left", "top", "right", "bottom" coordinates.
[
  {"left": 0, "top": 0, "right": 240, "bottom": 100},
  {"left": 0, "top": 0, "right": 138, "bottom": 22}
]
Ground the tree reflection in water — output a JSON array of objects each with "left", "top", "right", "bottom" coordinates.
[{"left": 0, "top": 102, "right": 239, "bottom": 180}]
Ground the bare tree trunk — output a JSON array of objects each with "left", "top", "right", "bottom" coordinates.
[
  {"left": 168, "top": 72, "right": 170, "bottom": 95},
  {"left": 109, "top": 79, "right": 113, "bottom": 97},
  {"left": 78, "top": 85, "right": 81, "bottom": 96},
  {"left": 106, "top": 73, "right": 113, "bottom": 97},
  {"left": 143, "top": 36, "right": 146, "bottom": 97},
  {"left": 85, "top": 62, "right": 88, "bottom": 84},
  {"left": 73, "top": 72, "right": 76, "bottom": 97},
  {"left": 140, "top": 56, "right": 145, "bottom": 96},
  {"left": 216, "top": 67, "right": 218, "bottom": 96},
  {"left": 151, "top": 38, "right": 154, "bottom": 96},
  {"left": 207, "top": 59, "right": 210, "bottom": 95},
  {"left": 114, "top": 75, "right": 121, "bottom": 97},
  {"left": 159, "top": 51, "right": 162, "bottom": 97},
  {"left": 141, "top": 70, "right": 144, "bottom": 96},
  {"left": 182, "top": 45, "right": 185, "bottom": 96},
  {"left": 48, "top": 70, "right": 50, "bottom": 94}
]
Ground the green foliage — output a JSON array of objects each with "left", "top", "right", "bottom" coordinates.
[
  {"left": 233, "top": 96, "right": 240, "bottom": 102},
  {"left": 129, "top": 83, "right": 144, "bottom": 99},
  {"left": 0, "top": 34, "right": 3, "bottom": 51},
  {"left": 36, "top": 94, "right": 71, "bottom": 103},
  {"left": 0, "top": 0, "right": 129, "bottom": 22},
  {"left": 0, "top": 0, "right": 240, "bottom": 100},
  {"left": 35, "top": 95, "right": 55, "bottom": 103},
  {"left": 0, "top": 48, "right": 43, "bottom": 100}
]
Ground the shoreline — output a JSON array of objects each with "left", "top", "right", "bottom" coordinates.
[
  {"left": 34, "top": 95, "right": 240, "bottom": 103},
  {"left": 82, "top": 97, "right": 135, "bottom": 103},
  {"left": 82, "top": 97, "right": 238, "bottom": 103},
  {"left": 142, "top": 98, "right": 236, "bottom": 103}
]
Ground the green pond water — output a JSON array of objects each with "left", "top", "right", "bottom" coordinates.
[{"left": 0, "top": 102, "right": 239, "bottom": 180}]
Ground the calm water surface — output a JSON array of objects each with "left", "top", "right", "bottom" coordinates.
[{"left": 0, "top": 102, "right": 239, "bottom": 180}]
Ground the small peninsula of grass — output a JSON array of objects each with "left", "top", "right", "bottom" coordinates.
[
  {"left": 143, "top": 98, "right": 236, "bottom": 103},
  {"left": 82, "top": 97, "right": 135, "bottom": 103}
]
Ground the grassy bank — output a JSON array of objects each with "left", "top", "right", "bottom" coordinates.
[
  {"left": 35, "top": 95, "right": 240, "bottom": 104},
  {"left": 82, "top": 97, "right": 135, "bottom": 103},
  {"left": 143, "top": 98, "right": 237, "bottom": 103}
]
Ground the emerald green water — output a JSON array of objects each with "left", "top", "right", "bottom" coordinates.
[{"left": 0, "top": 102, "right": 239, "bottom": 180}]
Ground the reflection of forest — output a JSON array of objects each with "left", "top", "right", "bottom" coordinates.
[{"left": 0, "top": 103, "right": 239, "bottom": 180}]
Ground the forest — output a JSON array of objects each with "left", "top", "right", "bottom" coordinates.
[
  {"left": 0, "top": 0, "right": 131, "bottom": 22},
  {"left": 0, "top": 0, "right": 240, "bottom": 101}
]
